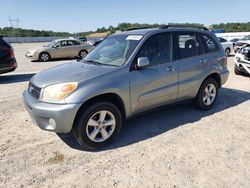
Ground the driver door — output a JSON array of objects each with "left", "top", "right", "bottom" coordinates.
[
  {"left": 129, "top": 32, "right": 179, "bottom": 114},
  {"left": 50, "top": 40, "right": 69, "bottom": 58}
]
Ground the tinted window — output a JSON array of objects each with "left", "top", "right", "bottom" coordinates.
[
  {"left": 68, "top": 40, "right": 80, "bottom": 46},
  {"left": 0, "top": 39, "right": 10, "bottom": 48},
  {"left": 137, "top": 33, "right": 172, "bottom": 66},
  {"left": 177, "top": 33, "right": 200, "bottom": 58},
  {"left": 53, "top": 41, "right": 68, "bottom": 48},
  {"left": 219, "top": 37, "right": 227, "bottom": 43},
  {"left": 201, "top": 34, "right": 219, "bottom": 53}
]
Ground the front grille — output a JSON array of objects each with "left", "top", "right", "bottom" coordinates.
[{"left": 28, "top": 82, "right": 41, "bottom": 100}]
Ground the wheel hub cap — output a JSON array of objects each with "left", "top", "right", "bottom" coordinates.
[
  {"left": 86, "top": 110, "right": 116, "bottom": 142},
  {"left": 203, "top": 84, "right": 216, "bottom": 106}
]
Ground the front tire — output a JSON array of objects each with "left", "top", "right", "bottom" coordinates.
[
  {"left": 194, "top": 78, "right": 219, "bottom": 111},
  {"left": 225, "top": 48, "right": 230, "bottom": 57},
  {"left": 234, "top": 66, "right": 242, "bottom": 75},
  {"left": 73, "top": 102, "right": 122, "bottom": 150},
  {"left": 39, "top": 52, "right": 50, "bottom": 62}
]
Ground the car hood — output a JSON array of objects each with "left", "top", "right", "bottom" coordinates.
[
  {"left": 30, "top": 60, "right": 116, "bottom": 88},
  {"left": 27, "top": 46, "right": 47, "bottom": 53}
]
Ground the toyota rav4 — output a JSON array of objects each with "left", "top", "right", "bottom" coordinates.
[{"left": 23, "top": 25, "right": 229, "bottom": 149}]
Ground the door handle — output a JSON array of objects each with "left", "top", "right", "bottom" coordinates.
[
  {"left": 166, "top": 66, "right": 175, "bottom": 72},
  {"left": 200, "top": 58, "right": 207, "bottom": 64}
]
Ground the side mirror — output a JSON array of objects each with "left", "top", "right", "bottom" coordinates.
[{"left": 137, "top": 57, "right": 150, "bottom": 69}]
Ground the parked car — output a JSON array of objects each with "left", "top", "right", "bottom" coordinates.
[
  {"left": 230, "top": 38, "right": 241, "bottom": 47},
  {"left": 234, "top": 44, "right": 250, "bottom": 75},
  {"left": 23, "top": 25, "right": 229, "bottom": 149},
  {"left": 234, "top": 35, "right": 250, "bottom": 53},
  {"left": 0, "top": 35, "right": 17, "bottom": 74},
  {"left": 25, "top": 38, "right": 94, "bottom": 62},
  {"left": 218, "top": 37, "right": 234, "bottom": 56},
  {"left": 78, "top": 37, "right": 87, "bottom": 43}
]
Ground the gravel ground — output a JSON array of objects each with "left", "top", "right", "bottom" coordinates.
[{"left": 0, "top": 43, "right": 250, "bottom": 188}]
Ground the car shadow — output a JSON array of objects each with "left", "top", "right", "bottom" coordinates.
[
  {"left": 57, "top": 87, "right": 250, "bottom": 152},
  {"left": 0, "top": 73, "right": 35, "bottom": 84}
]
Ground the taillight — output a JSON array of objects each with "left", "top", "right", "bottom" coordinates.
[{"left": 8, "top": 48, "right": 15, "bottom": 59}]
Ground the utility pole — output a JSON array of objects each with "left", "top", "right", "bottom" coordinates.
[{"left": 8, "top": 17, "right": 20, "bottom": 36}]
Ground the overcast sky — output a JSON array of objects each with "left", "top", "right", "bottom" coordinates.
[{"left": 0, "top": 0, "right": 249, "bottom": 33}]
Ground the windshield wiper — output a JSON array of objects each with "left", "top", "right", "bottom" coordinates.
[{"left": 83, "top": 60, "right": 102, "bottom": 66}]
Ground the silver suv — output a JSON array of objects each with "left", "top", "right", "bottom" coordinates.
[{"left": 23, "top": 25, "right": 229, "bottom": 149}]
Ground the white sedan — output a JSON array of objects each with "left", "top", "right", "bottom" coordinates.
[{"left": 218, "top": 37, "right": 234, "bottom": 56}]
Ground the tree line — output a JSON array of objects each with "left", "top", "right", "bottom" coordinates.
[{"left": 1, "top": 22, "right": 250, "bottom": 37}]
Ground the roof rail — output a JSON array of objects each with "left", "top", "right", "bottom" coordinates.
[
  {"left": 160, "top": 24, "right": 209, "bottom": 31},
  {"left": 126, "top": 27, "right": 151, "bottom": 31}
]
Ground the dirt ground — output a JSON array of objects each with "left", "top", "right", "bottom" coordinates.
[{"left": 0, "top": 43, "right": 250, "bottom": 188}]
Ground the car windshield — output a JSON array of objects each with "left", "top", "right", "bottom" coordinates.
[
  {"left": 84, "top": 34, "right": 143, "bottom": 66},
  {"left": 44, "top": 40, "right": 58, "bottom": 47}
]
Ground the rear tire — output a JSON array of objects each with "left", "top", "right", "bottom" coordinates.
[
  {"left": 72, "top": 102, "right": 122, "bottom": 150},
  {"left": 194, "top": 78, "right": 219, "bottom": 111},
  {"left": 79, "top": 50, "right": 88, "bottom": 59},
  {"left": 39, "top": 52, "right": 50, "bottom": 62}
]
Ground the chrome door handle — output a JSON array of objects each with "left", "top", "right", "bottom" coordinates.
[{"left": 166, "top": 66, "right": 175, "bottom": 72}]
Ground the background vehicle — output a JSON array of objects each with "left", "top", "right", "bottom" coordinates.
[
  {"left": 23, "top": 26, "right": 229, "bottom": 149},
  {"left": 234, "top": 45, "right": 250, "bottom": 75},
  {"left": 78, "top": 37, "right": 87, "bottom": 43},
  {"left": 0, "top": 35, "right": 17, "bottom": 74},
  {"left": 234, "top": 35, "right": 250, "bottom": 53},
  {"left": 218, "top": 37, "right": 234, "bottom": 56},
  {"left": 230, "top": 38, "right": 241, "bottom": 47},
  {"left": 25, "top": 38, "right": 94, "bottom": 62}
]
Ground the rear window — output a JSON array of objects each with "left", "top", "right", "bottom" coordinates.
[
  {"left": 201, "top": 34, "right": 219, "bottom": 53},
  {"left": 0, "top": 38, "right": 11, "bottom": 48}
]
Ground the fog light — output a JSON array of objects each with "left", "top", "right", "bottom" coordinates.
[{"left": 49, "top": 118, "right": 56, "bottom": 128}]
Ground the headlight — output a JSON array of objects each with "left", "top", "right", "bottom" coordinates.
[{"left": 41, "top": 82, "right": 78, "bottom": 102}]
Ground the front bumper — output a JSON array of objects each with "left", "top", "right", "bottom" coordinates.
[
  {"left": 25, "top": 53, "right": 39, "bottom": 61},
  {"left": 235, "top": 61, "right": 250, "bottom": 75},
  {"left": 23, "top": 90, "right": 82, "bottom": 133}
]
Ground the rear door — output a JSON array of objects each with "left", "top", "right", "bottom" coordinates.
[
  {"left": 129, "top": 32, "right": 179, "bottom": 114},
  {"left": 49, "top": 40, "right": 69, "bottom": 58},
  {"left": 174, "top": 32, "right": 209, "bottom": 100},
  {"left": 67, "top": 40, "right": 80, "bottom": 57}
]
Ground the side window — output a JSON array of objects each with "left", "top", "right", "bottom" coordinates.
[
  {"left": 137, "top": 33, "right": 172, "bottom": 66},
  {"left": 219, "top": 37, "right": 227, "bottom": 43},
  {"left": 177, "top": 33, "right": 200, "bottom": 59},
  {"left": 61, "top": 41, "right": 68, "bottom": 47},
  {"left": 72, "top": 40, "right": 80, "bottom": 45},
  {"left": 201, "top": 34, "right": 219, "bottom": 53},
  {"left": 53, "top": 42, "right": 61, "bottom": 48},
  {"left": 68, "top": 41, "right": 74, "bottom": 46}
]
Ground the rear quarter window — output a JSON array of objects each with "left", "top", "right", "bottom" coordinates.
[
  {"left": 201, "top": 34, "right": 220, "bottom": 53},
  {"left": 0, "top": 39, "right": 11, "bottom": 48}
]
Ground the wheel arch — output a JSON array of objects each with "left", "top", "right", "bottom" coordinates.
[
  {"left": 73, "top": 93, "right": 126, "bottom": 130},
  {"left": 39, "top": 51, "right": 51, "bottom": 58}
]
